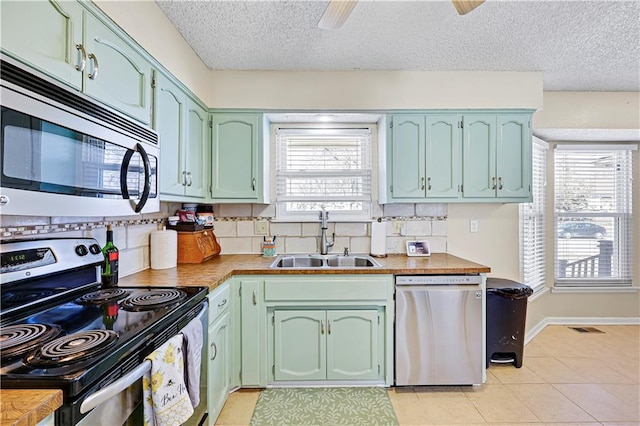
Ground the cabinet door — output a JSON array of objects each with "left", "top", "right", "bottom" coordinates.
[
  {"left": 389, "top": 115, "right": 425, "bottom": 198},
  {"left": 208, "top": 312, "right": 229, "bottom": 425},
  {"left": 240, "top": 280, "right": 262, "bottom": 386},
  {"left": 154, "top": 73, "right": 186, "bottom": 197},
  {"left": 274, "top": 310, "right": 326, "bottom": 381},
  {"left": 462, "top": 115, "right": 497, "bottom": 198},
  {"left": 0, "top": 0, "right": 84, "bottom": 89},
  {"left": 211, "top": 114, "right": 260, "bottom": 199},
  {"left": 425, "top": 115, "right": 461, "bottom": 199},
  {"left": 496, "top": 115, "right": 531, "bottom": 199},
  {"left": 83, "top": 12, "right": 153, "bottom": 124},
  {"left": 326, "top": 310, "right": 379, "bottom": 380},
  {"left": 184, "top": 99, "right": 208, "bottom": 198}
]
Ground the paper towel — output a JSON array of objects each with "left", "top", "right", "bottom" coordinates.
[
  {"left": 370, "top": 220, "right": 387, "bottom": 257},
  {"left": 150, "top": 229, "right": 177, "bottom": 269}
]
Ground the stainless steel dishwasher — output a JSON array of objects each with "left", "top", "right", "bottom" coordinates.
[{"left": 395, "top": 275, "right": 483, "bottom": 386}]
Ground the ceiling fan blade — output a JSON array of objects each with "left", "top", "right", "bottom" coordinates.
[
  {"left": 317, "top": 0, "right": 358, "bottom": 30},
  {"left": 451, "top": 0, "right": 486, "bottom": 15}
]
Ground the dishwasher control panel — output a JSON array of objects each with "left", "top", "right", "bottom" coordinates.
[{"left": 395, "top": 275, "right": 482, "bottom": 285}]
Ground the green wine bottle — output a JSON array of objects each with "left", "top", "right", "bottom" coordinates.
[{"left": 101, "top": 225, "right": 119, "bottom": 287}]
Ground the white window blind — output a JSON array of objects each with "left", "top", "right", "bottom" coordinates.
[
  {"left": 520, "top": 138, "right": 547, "bottom": 292},
  {"left": 554, "top": 145, "right": 635, "bottom": 286},
  {"left": 276, "top": 128, "right": 372, "bottom": 220}
]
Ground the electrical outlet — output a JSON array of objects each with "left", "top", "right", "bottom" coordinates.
[
  {"left": 254, "top": 220, "right": 269, "bottom": 235},
  {"left": 470, "top": 220, "right": 479, "bottom": 233},
  {"left": 392, "top": 221, "right": 406, "bottom": 235}
]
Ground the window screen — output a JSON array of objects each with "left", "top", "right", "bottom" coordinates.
[
  {"left": 520, "top": 138, "right": 548, "bottom": 292},
  {"left": 554, "top": 145, "right": 635, "bottom": 286},
  {"left": 276, "top": 128, "right": 372, "bottom": 220}
]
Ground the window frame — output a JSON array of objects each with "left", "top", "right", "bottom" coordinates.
[
  {"left": 553, "top": 143, "right": 636, "bottom": 287},
  {"left": 274, "top": 124, "right": 375, "bottom": 222}
]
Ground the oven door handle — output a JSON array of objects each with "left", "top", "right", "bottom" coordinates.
[
  {"left": 80, "top": 359, "right": 151, "bottom": 414},
  {"left": 79, "top": 302, "right": 207, "bottom": 414}
]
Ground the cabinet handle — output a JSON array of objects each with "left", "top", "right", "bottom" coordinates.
[
  {"left": 210, "top": 342, "right": 217, "bottom": 361},
  {"left": 88, "top": 53, "right": 99, "bottom": 80},
  {"left": 421, "top": 177, "right": 425, "bottom": 190},
  {"left": 217, "top": 299, "right": 227, "bottom": 308},
  {"left": 182, "top": 171, "right": 187, "bottom": 186},
  {"left": 498, "top": 177, "right": 503, "bottom": 190},
  {"left": 186, "top": 172, "right": 192, "bottom": 187},
  {"left": 327, "top": 320, "right": 331, "bottom": 335},
  {"left": 320, "top": 320, "right": 325, "bottom": 335},
  {"left": 75, "top": 44, "right": 86, "bottom": 72},
  {"left": 491, "top": 177, "right": 496, "bottom": 190},
  {"left": 251, "top": 178, "right": 256, "bottom": 191},
  {"left": 427, "top": 177, "right": 432, "bottom": 191},
  {"left": 252, "top": 290, "right": 257, "bottom": 305}
]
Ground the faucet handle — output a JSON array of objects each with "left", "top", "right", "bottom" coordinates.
[{"left": 343, "top": 247, "right": 349, "bottom": 256}]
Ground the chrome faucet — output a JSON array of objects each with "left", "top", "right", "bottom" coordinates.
[{"left": 319, "top": 208, "right": 335, "bottom": 255}]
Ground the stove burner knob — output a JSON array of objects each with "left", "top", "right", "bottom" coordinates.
[
  {"left": 89, "top": 244, "right": 102, "bottom": 255},
  {"left": 75, "top": 245, "right": 89, "bottom": 256}
]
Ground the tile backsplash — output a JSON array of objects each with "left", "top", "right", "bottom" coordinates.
[{"left": 1, "top": 202, "right": 448, "bottom": 275}]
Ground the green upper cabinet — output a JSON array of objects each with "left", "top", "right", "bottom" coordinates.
[
  {"left": 462, "top": 113, "right": 531, "bottom": 201},
  {"left": 496, "top": 115, "right": 531, "bottom": 199},
  {"left": 388, "top": 114, "right": 461, "bottom": 201},
  {"left": 83, "top": 12, "right": 153, "bottom": 125},
  {"left": 0, "top": 1, "right": 154, "bottom": 125},
  {"left": 154, "top": 73, "right": 207, "bottom": 200},
  {"left": 389, "top": 115, "right": 425, "bottom": 198},
  {"left": 210, "top": 113, "right": 266, "bottom": 203},
  {"left": 462, "top": 115, "right": 496, "bottom": 198},
  {"left": 0, "top": 0, "right": 84, "bottom": 90}
]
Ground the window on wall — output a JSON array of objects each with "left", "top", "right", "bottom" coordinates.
[
  {"left": 275, "top": 127, "right": 372, "bottom": 221},
  {"left": 520, "top": 138, "right": 548, "bottom": 293},
  {"left": 554, "top": 144, "right": 635, "bottom": 286}
]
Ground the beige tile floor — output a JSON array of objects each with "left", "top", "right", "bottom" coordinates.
[{"left": 215, "top": 325, "right": 639, "bottom": 425}]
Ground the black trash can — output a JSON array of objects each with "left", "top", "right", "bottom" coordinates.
[{"left": 486, "top": 278, "right": 533, "bottom": 368}]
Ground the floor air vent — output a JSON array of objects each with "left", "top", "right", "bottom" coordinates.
[{"left": 570, "top": 326, "right": 604, "bottom": 333}]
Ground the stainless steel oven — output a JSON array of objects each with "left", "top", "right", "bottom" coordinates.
[
  {"left": 0, "top": 55, "right": 159, "bottom": 217},
  {"left": 0, "top": 238, "right": 208, "bottom": 426}
]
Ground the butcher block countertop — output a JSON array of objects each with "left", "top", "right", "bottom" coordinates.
[
  {"left": 0, "top": 389, "right": 62, "bottom": 426},
  {"left": 3, "top": 253, "right": 489, "bottom": 424},
  {"left": 118, "top": 253, "right": 491, "bottom": 290}
]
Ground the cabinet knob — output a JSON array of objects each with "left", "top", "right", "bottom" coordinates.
[
  {"left": 186, "top": 172, "right": 193, "bottom": 186},
  {"left": 491, "top": 177, "right": 496, "bottom": 190},
  {"left": 427, "top": 177, "right": 432, "bottom": 191},
  {"left": 498, "top": 177, "right": 503, "bottom": 190},
  {"left": 421, "top": 177, "right": 425, "bottom": 190},
  {"left": 75, "top": 44, "right": 86, "bottom": 72}
]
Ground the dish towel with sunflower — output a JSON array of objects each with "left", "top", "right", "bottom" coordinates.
[{"left": 142, "top": 335, "right": 194, "bottom": 426}]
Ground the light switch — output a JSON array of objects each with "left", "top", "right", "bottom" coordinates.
[
  {"left": 254, "top": 220, "right": 269, "bottom": 235},
  {"left": 470, "top": 220, "right": 479, "bottom": 233}
]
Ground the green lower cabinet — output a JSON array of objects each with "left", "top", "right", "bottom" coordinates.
[
  {"left": 326, "top": 310, "right": 379, "bottom": 380},
  {"left": 273, "top": 309, "right": 381, "bottom": 382},
  {"left": 240, "top": 279, "right": 265, "bottom": 386},
  {"left": 208, "top": 311, "right": 230, "bottom": 425},
  {"left": 274, "top": 310, "right": 326, "bottom": 381}
]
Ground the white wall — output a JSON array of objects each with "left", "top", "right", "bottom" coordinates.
[
  {"left": 93, "top": 0, "right": 211, "bottom": 104},
  {"left": 209, "top": 70, "right": 543, "bottom": 110}
]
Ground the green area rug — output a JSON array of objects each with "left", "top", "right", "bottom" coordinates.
[{"left": 250, "top": 387, "right": 399, "bottom": 426}]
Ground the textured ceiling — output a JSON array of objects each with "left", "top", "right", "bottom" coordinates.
[{"left": 155, "top": 0, "right": 640, "bottom": 92}]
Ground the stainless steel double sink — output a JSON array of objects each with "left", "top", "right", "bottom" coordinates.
[{"left": 269, "top": 254, "right": 381, "bottom": 269}]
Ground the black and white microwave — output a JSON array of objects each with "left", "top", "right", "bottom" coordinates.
[{"left": 0, "top": 55, "right": 159, "bottom": 217}]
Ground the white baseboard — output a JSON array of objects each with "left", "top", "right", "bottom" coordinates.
[{"left": 525, "top": 316, "right": 640, "bottom": 344}]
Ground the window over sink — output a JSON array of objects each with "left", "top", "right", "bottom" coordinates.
[{"left": 275, "top": 126, "right": 373, "bottom": 221}]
